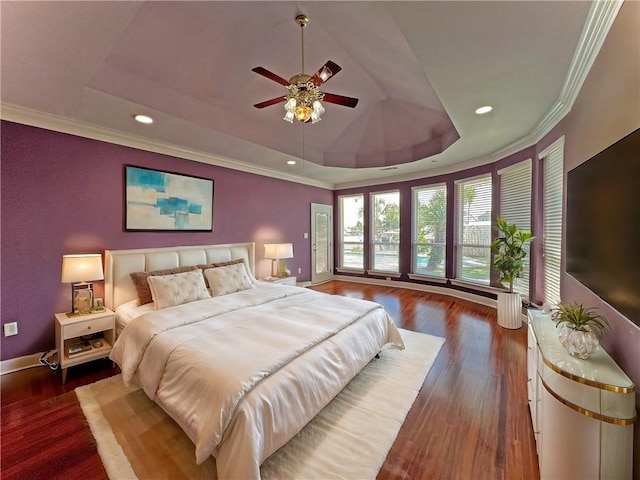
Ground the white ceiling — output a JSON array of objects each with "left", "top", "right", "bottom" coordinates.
[{"left": 1, "top": 1, "right": 607, "bottom": 189}]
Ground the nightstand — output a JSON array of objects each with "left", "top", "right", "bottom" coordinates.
[
  {"left": 261, "top": 276, "right": 297, "bottom": 286},
  {"left": 54, "top": 308, "right": 115, "bottom": 384}
]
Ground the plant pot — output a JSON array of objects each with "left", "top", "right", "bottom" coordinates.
[
  {"left": 497, "top": 292, "right": 522, "bottom": 329},
  {"left": 559, "top": 326, "right": 599, "bottom": 360}
]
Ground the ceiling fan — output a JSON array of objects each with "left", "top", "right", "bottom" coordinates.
[{"left": 252, "top": 15, "right": 359, "bottom": 124}]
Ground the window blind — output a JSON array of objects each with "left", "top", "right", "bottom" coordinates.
[
  {"left": 498, "top": 159, "right": 532, "bottom": 299},
  {"left": 455, "top": 175, "right": 492, "bottom": 285},
  {"left": 540, "top": 137, "right": 565, "bottom": 306}
]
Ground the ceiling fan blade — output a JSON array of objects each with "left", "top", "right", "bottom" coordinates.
[
  {"left": 311, "top": 61, "right": 342, "bottom": 86},
  {"left": 253, "top": 96, "right": 286, "bottom": 109},
  {"left": 322, "top": 92, "right": 359, "bottom": 108},
  {"left": 252, "top": 67, "right": 290, "bottom": 87}
]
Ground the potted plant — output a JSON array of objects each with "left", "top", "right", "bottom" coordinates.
[
  {"left": 552, "top": 301, "right": 609, "bottom": 359},
  {"left": 491, "top": 217, "right": 534, "bottom": 329}
]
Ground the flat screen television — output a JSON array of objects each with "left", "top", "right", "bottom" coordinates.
[{"left": 566, "top": 127, "right": 640, "bottom": 327}]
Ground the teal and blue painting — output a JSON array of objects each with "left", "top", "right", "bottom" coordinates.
[{"left": 125, "top": 166, "right": 213, "bottom": 231}]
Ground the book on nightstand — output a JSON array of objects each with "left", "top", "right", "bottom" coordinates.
[{"left": 67, "top": 340, "right": 93, "bottom": 358}]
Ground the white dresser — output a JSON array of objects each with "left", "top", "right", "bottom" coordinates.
[{"left": 527, "top": 309, "right": 636, "bottom": 479}]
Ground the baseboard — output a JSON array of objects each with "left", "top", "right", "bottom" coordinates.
[
  {"left": 332, "top": 275, "right": 498, "bottom": 309},
  {"left": 0, "top": 352, "right": 45, "bottom": 375}
]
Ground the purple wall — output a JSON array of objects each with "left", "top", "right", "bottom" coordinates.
[
  {"left": 1, "top": 121, "right": 332, "bottom": 360},
  {"left": 553, "top": 1, "right": 640, "bottom": 392}
]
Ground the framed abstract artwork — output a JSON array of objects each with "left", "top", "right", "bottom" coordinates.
[{"left": 125, "top": 165, "right": 214, "bottom": 231}]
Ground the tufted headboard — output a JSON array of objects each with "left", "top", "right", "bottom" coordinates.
[{"left": 104, "top": 242, "right": 255, "bottom": 310}]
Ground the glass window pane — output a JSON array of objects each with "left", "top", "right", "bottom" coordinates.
[
  {"left": 339, "top": 195, "right": 364, "bottom": 269},
  {"left": 457, "top": 246, "right": 491, "bottom": 285},
  {"left": 412, "top": 184, "right": 447, "bottom": 277},
  {"left": 371, "top": 191, "right": 400, "bottom": 272}
]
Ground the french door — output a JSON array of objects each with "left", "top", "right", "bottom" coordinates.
[{"left": 311, "top": 203, "right": 333, "bottom": 284}]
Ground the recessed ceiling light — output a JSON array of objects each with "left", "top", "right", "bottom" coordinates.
[
  {"left": 287, "top": 160, "right": 297, "bottom": 165},
  {"left": 134, "top": 114, "right": 154, "bottom": 124},
  {"left": 475, "top": 106, "right": 493, "bottom": 115}
]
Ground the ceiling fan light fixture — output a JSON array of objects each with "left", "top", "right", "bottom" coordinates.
[
  {"left": 311, "top": 100, "right": 325, "bottom": 123},
  {"left": 285, "top": 97, "right": 297, "bottom": 111},
  {"left": 284, "top": 110, "right": 295, "bottom": 123},
  {"left": 252, "top": 15, "right": 358, "bottom": 123},
  {"left": 294, "top": 104, "right": 313, "bottom": 122},
  {"left": 284, "top": 97, "right": 297, "bottom": 122}
]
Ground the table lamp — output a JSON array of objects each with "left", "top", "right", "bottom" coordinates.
[
  {"left": 264, "top": 243, "right": 294, "bottom": 278},
  {"left": 61, "top": 254, "right": 104, "bottom": 315}
]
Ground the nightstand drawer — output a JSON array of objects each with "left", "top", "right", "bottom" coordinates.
[{"left": 64, "top": 315, "right": 113, "bottom": 339}]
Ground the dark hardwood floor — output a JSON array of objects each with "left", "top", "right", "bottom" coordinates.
[{"left": 1, "top": 281, "right": 539, "bottom": 479}]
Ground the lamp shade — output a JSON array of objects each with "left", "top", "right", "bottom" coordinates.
[
  {"left": 264, "top": 243, "right": 294, "bottom": 260},
  {"left": 61, "top": 254, "right": 104, "bottom": 283}
]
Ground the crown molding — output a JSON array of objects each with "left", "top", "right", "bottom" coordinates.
[
  {"left": 0, "top": 103, "right": 334, "bottom": 190},
  {"left": 492, "top": 0, "right": 624, "bottom": 161}
]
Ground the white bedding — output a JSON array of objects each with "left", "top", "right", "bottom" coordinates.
[
  {"left": 110, "top": 282, "right": 403, "bottom": 479},
  {"left": 114, "top": 299, "right": 154, "bottom": 336}
]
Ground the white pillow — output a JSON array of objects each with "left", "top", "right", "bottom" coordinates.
[
  {"left": 204, "top": 263, "right": 255, "bottom": 297},
  {"left": 147, "top": 270, "right": 210, "bottom": 309}
]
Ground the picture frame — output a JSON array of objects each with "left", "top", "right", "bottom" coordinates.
[{"left": 125, "top": 165, "right": 214, "bottom": 231}]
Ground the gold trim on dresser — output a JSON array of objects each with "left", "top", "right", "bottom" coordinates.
[
  {"left": 541, "top": 356, "right": 636, "bottom": 394},
  {"left": 540, "top": 377, "right": 637, "bottom": 426}
]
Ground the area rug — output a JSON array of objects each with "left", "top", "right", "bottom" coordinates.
[{"left": 76, "top": 329, "right": 444, "bottom": 480}]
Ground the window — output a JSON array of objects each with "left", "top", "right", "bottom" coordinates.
[
  {"left": 540, "top": 137, "right": 565, "bottom": 306},
  {"left": 498, "top": 159, "right": 532, "bottom": 298},
  {"left": 455, "top": 175, "right": 492, "bottom": 285},
  {"left": 338, "top": 194, "right": 364, "bottom": 270},
  {"left": 370, "top": 190, "right": 400, "bottom": 272},
  {"left": 412, "top": 184, "right": 447, "bottom": 277}
]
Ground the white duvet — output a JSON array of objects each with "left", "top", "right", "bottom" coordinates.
[{"left": 110, "top": 283, "right": 404, "bottom": 479}]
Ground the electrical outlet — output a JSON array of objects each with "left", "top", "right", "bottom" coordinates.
[
  {"left": 4, "top": 322, "right": 18, "bottom": 337},
  {"left": 298, "top": 268, "right": 302, "bottom": 274},
  {"left": 303, "top": 233, "right": 308, "bottom": 239}
]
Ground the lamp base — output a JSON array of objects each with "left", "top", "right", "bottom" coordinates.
[
  {"left": 275, "top": 259, "right": 292, "bottom": 278},
  {"left": 71, "top": 283, "right": 94, "bottom": 315}
]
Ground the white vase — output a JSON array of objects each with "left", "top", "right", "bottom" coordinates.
[
  {"left": 561, "top": 326, "right": 600, "bottom": 360},
  {"left": 497, "top": 292, "right": 522, "bottom": 329}
]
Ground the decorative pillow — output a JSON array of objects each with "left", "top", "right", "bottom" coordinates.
[
  {"left": 146, "top": 270, "right": 210, "bottom": 310},
  {"left": 196, "top": 259, "right": 247, "bottom": 287},
  {"left": 204, "top": 263, "right": 255, "bottom": 297},
  {"left": 130, "top": 265, "right": 198, "bottom": 306}
]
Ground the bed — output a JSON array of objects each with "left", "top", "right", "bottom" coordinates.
[{"left": 105, "top": 243, "right": 404, "bottom": 479}]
